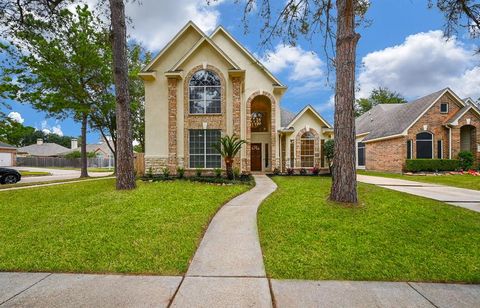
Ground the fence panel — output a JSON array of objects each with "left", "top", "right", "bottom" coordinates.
[
  {"left": 134, "top": 153, "right": 145, "bottom": 176},
  {"left": 17, "top": 156, "right": 114, "bottom": 169}
]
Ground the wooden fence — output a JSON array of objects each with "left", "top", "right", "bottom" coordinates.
[
  {"left": 17, "top": 156, "right": 114, "bottom": 169},
  {"left": 134, "top": 153, "right": 145, "bottom": 176}
]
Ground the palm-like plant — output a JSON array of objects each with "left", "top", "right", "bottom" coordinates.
[{"left": 213, "top": 134, "right": 246, "bottom": 180}]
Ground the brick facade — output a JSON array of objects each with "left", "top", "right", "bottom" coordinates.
[{"left": 365, "top": 137, "right": 406, "bottom": 172}]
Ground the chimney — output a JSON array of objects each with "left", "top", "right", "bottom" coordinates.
[
  {"left": 71, "top": 138, "right": 78, "bottom": 149},
  {"left": 37, "top": 138, "right": 43, "bottom": 145}
]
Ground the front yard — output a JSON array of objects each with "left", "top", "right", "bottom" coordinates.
[
  {"left": 357, "top": 170, "right": 480, "bottom": 191},
  {"left": 258, "top": 176, "right": 480, "bottom": 283},
  {"left": 0, "top": 178, "right": 248, "bottom": 275}
]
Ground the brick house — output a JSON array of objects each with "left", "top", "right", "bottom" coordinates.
[
  {"left": 139, "top": 21, "right": 333, "bottom": 174},
  {"left": 355, "top": 88, "right": 480, "bottom": 173}
]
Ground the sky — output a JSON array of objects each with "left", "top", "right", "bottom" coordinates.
[{"left": 1, "top": 0, "right": 479, "bottom": 143}]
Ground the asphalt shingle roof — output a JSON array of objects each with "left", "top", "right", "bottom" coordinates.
[
  {"left": 0, "top": 141, "right": 16, "bottom": 149},
  {"left": 356, "top": 88, "right": 448, "bottom": 141},
  {"left": 280, "top": 108, "right": 296, "bottom": 127},
  {"left": 18, "top": 143, "right": 70, "bottom": 157}
]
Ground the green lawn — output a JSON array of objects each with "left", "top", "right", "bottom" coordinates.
[
  {"left": 19, "top": 170, "right": 51, "bottom": 177},
  {"left": 258, "top": 176, "right": 480, "bottom": 283},
  {"left": 358, "top": 170, "right": 480, "bottom": 191},
  {"left": 0, "top": 179, "right": 248, "bottom": 275}
]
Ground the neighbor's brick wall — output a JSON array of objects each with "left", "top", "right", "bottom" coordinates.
[
  {"left": 454, "top": 108, "right": 480, "bottom": 162},
  {"left": 365, "top": 136, "right": 406, "bottom": 172}
]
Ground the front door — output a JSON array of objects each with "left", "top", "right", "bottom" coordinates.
[{"left": 251, "top": 143, "right": 262, "bottom": 171}]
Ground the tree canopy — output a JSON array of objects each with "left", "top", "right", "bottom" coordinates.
[{"left": 355, "top": 87, "right": 407, "bottom": 117}]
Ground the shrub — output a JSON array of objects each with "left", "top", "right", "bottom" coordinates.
[
  {"left": 287, "top": 168, "right": 295, "bottom": 175},
  {"left": 405, "top": 159, "right": 459, "bottom": 172},
  {"left": 64, "top": 151, "right": 97, "bottom": 159},
  {"left": 195, "top": 168, "right": 202, "bottom": 177},
  {"left": 146, "top": 167, "right": 153, "bottom": 179},
  {"left": 324, "top": 139, "right": 334, "bottom": 174},
  {"left": 458, "top": 151, "right": 475, "bottom": 171},
  {"left": 233, "top": 167, "right": 241, "bottom": 179},
  {"left": 312, "top": 166, "right": 320, "bottom": 175},
  {"left": 214, "top": 168, "right": 222, "bottom": 178},
  {"left": 176, "top": 166, "right": 185, "bottom": 179},
  {"left": 300, "top": 168, "right": 307, "bottom": 175},
  {"left": 240, "top": 172, "right": 252, "bottom": 181},
  {"left": 162, "top": 167, "right": 170, "bottom": 178},
  {"left": 272, "top": 167, "right": 280, "bottom": 175}
]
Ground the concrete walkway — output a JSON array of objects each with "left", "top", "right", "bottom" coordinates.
[
  {"left": 170, "top": 175, "right": 277, "bottom": 307},
  {"left": 357, "top": 174, "right": 480, "bottom": 213}
]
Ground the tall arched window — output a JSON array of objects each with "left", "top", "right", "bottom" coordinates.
[
  {"left": 189, "top": 70, "right": 221, "bottom": 114},
  {"left": 301, "top": 131, "right": 315, "bottom": 167},
  {"left": 416, "top": 132, "right": 433, "bottom": 159}
]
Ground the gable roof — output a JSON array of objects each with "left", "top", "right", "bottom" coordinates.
[
  {"left": 142, "top": 21, "right": 205, "bottom": 72},
  {"left": 0, "top": 141, "right": 16, "bottom": 149},
  {"left": 59, "top": 143, "right": 114, "bottom": 157},
  {"left": 18, "top": 143, "right": 69, "bottom": 157},
  {"left": 210, "top": 25, "right": 285, "bottom": 87},
  {"left": 281, "top": 105, "right": 332, "bottom": 129},
  {"left": 356, "top": 88, "right": 466, "bottom": 142},
  {"left": 169, "top": 36, "right": 240, "bottom": 71}
]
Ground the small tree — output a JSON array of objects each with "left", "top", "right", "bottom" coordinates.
[
  {"left": 355, "top": 87, "right": 407, "bottom": 116},
  {"left": 324, "top": 139, "right": 335, "bottom": 175},
  {"left": 213, "top": 134, "right": 246, "bottom": 180}
]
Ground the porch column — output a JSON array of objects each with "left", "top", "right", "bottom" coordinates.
[
  {"left": 232, "top": 76, "right": 242, "bottom": 169},
  {"left": 167, "top": 77, "right": 178, "bottom": 172}
]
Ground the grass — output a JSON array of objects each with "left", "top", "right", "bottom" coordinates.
[
  {"left": 0, "top": 176, "right": 114, "bottom": 190},
  {"left": 0, "top": 179, "right": 248, "bottom": 275},
  {"left": 358, "top": 170, "right": 480, "bottom": 191},
  {"left": 19, "top": 170, "right": 51, "bottom": 177},
  {"left": 258, "top": 176, "right": 480, "bottom": 283}
]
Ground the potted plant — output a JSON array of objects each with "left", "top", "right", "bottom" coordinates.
[{"left": 213, "top": 134, "right": 246, "bottom": 180}]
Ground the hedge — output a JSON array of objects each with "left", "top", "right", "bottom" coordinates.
[{"left": 405, "top": 159, "right": 459, "bottom": 172}]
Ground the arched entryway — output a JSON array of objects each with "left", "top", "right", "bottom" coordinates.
[
  {"left": 246, "top": 91, "right": 276, "bottom": 172},
  {"left": 460, "top": 125, "right": 476, "bottom": 153}
]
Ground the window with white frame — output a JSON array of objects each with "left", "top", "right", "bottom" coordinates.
[
  {"left": 189, "top": 129, "right": 221, "bottom": 168},
  {"left": 301, "top": 131, "right": 315, "bottom": 167},
  {"left": 416, "top": 132, "right": 433, "bottom": 159},
  {"left": 189, "top": 70, "right": 221, "bottom": 114}
]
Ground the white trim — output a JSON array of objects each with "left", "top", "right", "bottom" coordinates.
[
  {"left": 210, "top": 26, "right": 285, "bottom": 87},
  {"left": 170, "top": 37, "right": 240, "bottom": 71},
  {"left": 448, "top": 126, "right": 452, "bottom": 159},
  {"left": 440, "top": 102, "right": 449, "bottom": 113},
  {"left": 286, "top": 105, "right": 333, "bottom": 129},
  {"left": 142, "top": 21, "right": 205, "bottom": 72}
]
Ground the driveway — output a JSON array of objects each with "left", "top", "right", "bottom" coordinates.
[
  {"left": 11, "top": 167, "right": 113, "bottom": 184},
  {"left": 357, "top": 174, "right": 480, "bottom": 213}
]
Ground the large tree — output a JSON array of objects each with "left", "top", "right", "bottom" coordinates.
[
  {"left": 1, "top": 5, "right": 112, "bottom": 178},
  {"left": 355, "top": 87, "right": 407, "bottom": 117}
]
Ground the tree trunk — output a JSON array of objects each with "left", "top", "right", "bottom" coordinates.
[
  {"left": 330, "top": 0, "right": 359, "bottom": 204},
  {"left": 80, "top": 112, "right": 89, "bottom": 178},
  {"left": 109, "top": 0, "right": 136, "bottom": 190},
  {"left": 225, "top": 157, "right": 233, "bottom": 180}
]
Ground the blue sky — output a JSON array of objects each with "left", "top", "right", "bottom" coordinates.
[{"left": 2, "top": 0, "right": 479, "bottom": 143}]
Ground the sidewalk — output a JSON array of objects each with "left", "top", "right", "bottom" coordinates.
[{"left": 357, "top": 174, "right": 480, "bottom": 213}]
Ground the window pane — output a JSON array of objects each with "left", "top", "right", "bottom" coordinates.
[
  {"left": 206, "top": 130, "right": 221, "bottom": 154},
  {"left": 206, "top": 100, "right": 221, "bottom": 114},
  {"left": 189, "top": 70, "right": 220, "bottom": 86},
  {"left": 437, "top": 140, "right": 442, "bottom": 159},
  {"left": 416, "top": 140, "right": 432, "bottom": 158},
  {"left": 417, "top": 132, "right": 432, "bottom": 140},
  {"left": 206, "top": 87, "right": 221, "bottom": 100},
  {"left": 206, "top": 155, "right": 221, "bottom": 168},
  {"left": 190, "top": 100, "right": 205, "bottom": 113},
  {"left": 190, "top": 155, "right": 205, "bottom": 168},
  {"left": 358, "top": 147, "right": 365, "bottom": 166},
  {"left": 407, "top": 140, "right": 412, "bottom": 159},
  {"left": 189, "top": 130, "right": 205, "bottom": 155}
]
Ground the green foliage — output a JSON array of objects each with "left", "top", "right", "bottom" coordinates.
[
  {"left": 233, "top": 167, "right": 241, "bottom": 179},
  {"left": 405, "top": 159, "right": 459, "bottom": 172},
  {"left": 195, "top": 168, "right": 202, "bottom": 177},
  {"left": 214, "top": 168, "right": 222, "bottom": 178},
  {"left": 147, "top": 167, "right": 153, "bottom": 179},
  {"left": 64, "top": 151, "right": 96, "bottom": 159},
  {"left": 355, "top": 87, "right": 407, "bottom": 116},
  {"left": 458, "top": 151, "right": 475, "bottom": 170},
  {"left": 177, "top": 166, "right": 185, "bottom": 179},
  {"left": 213, "top": 134, "right": 246, "bottom": 180},
  {"left": 324, "top": 139, "right": 334, "bottom": 161},
  {"left": 162, "top": 167, "right": 170, "bottom": 178}
]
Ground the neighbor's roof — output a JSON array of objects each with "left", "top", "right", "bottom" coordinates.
[
  {"left": 0, "top": 141, "right": 16, "bottom": 149},
  {"left": 59, "top": 143, "right": 114, "bottom": 156},
  {"left": 18, "top": 143, "right": 70, "bottom": 157},
  {"left": 356, "top": 88, "right": 465, "bottom": 142}
]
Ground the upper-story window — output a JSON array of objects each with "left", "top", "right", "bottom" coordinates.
[
  {"left": 189, "top": 70, "right": 221, "bottom": 114},
  {"left": 440, "top": 103, "right": 449, "bottom": 113}
]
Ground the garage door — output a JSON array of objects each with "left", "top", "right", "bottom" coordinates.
[{"left": 0, "top": 153, "right": 12, "bottom": 166}]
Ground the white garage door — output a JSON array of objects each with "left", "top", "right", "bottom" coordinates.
[{"left": 0, "top": 153, "right": 12, "bottom": 166}]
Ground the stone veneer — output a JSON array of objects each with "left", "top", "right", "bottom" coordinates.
[
  {"left": 167, "top": 78, "right": 178, "bottom": 172},
  {"left": 245, "top": 91, "right": 277, "bottom": 172},
  {"left": 232, "top": 76, "right": 242, "bottom": 168},
  {"left": 182, "top": 65, "right": 227, "bottom": 170}
]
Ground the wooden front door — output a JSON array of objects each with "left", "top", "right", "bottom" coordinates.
[{"left": 251, "top": 143, "right": 262, "bottom": 171}]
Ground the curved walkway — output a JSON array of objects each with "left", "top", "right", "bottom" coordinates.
[
  {"left": 357, "top": 174, "right": 480, "bottom": 213},
  {"left": 171, "top": 175, "right": 277, "bottom": 307}
]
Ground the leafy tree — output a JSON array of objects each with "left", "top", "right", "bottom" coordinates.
[
  {"left": 213, "top": 134, "right": 246, "bottom": 180},
  {"left": 355, "top": 87, "right": 407, "bottom": 116},
  {"left": 324, "top": 139, "right": 334, "bottom": 175},
  {"left": 64, "top": 150, "right": 97, "bottom": 159},
  {"left": 1, "top": 5, "right": 112, "bottom": 178},
  {"left": 0, "top": 118, "right": 35, "bottom": 146}
]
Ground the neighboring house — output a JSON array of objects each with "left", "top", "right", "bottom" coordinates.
[
  {"left": 59, "top": 138, "right": 115, "bottom": 159},
  {"left": 139, "top": 21, "right": 333, "bottom": 173},
  {"left": 18, "top": 139, "right": 70, "bottom": 157},
  {"left": 356, "top": 88, "right": 480, "bottom": 173},
  {"left": 0, "top": 142, "right": 17, "bottom": 166}
]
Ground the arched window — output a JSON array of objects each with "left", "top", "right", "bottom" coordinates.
[
  {"left": 301, "top": 131, "right": 315, "bottom": 167},
  {"left": 189, "top": 70, "right": 221, "bottom": 114},
  {"left": 416, "top": 132, "right": 433, "bottom": 159}
]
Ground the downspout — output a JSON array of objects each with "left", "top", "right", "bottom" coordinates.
[{"left": 447, "top": 125, "right": 452, "bottom": 159}]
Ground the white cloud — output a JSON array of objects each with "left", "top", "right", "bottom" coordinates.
[
  {"left": 314, "top": 94, "right": 335, "bottom": 113},
  {"left": 7, "top": 111, "right": 24, "bottom": 124},
  {"left": 261, "top": 45, "right": 324, "bottom": 81},
  {"left": 358, "top": 30, "right": 480, "bottom": 100},
  {"left": 40, "top": 120, "right": 63, "bottom": 136}
]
